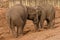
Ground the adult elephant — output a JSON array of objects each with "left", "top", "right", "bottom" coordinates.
[{"left": 37, "top": 3, "right": 55, "bottom": 30}]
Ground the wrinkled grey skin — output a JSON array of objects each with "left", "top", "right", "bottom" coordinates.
[
  {"left": 37, "top": 3, "right": 55, "bottom": 30},
  {"left": 6, "top": 4, "right": 28, "bottom": 38}
]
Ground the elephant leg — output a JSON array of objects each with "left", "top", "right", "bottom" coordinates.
[
  {"left": 46, "top": 19, "right": 50, "bottom": 28},
  {"left": 17, "top": 20, "right": 25, "bottom": 37},
  {"left": 47, "top": 19, "right": 54, "bottom": 29},
  {"left": 39, "top": 16, "right": 45, "bottom": 30},
  {"left": 33, "top": 14, "right": 39, "bottom": 32},
  {"left": 33, "top": 21, "right": 39, "bottom": 32},
  {"left": 39, "top": 11, "right": 45, "bottom": 30},
  {"left": 10, "top": 22, "right": 16, "bottom": 38},
  {"left": 17, "top": 25, "right": 23, "bottom": 37},
  {"left": 49, "top": 20, "right": 54, "bottom": 29},
  {"left": 40, "top": 19, "right": 44, "bottom": 29}
]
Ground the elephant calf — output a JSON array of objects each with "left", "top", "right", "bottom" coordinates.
[
  {"left": 37, "top": 3, "right": 55, "bottom": 30},
  {"left": 6, "top": 4, "right": 28, "bottom": 38}
]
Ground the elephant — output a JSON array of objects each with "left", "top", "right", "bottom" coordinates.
[
  {"left": 37, "top": 3, "right": 55, "bottom": 30},
  {"left": 6, "top": 4, "right": 28, "bottom": 38}
]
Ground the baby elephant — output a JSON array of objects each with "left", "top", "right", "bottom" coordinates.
[
  {"left": 37, "top": 3, "right": 55, "bottom": 30},
  {"left": 6, "top": 4, "right": 28, "bottom": 38}
]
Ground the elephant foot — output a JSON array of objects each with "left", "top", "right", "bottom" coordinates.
[
  {"left": 12, "top": 33, "right": 17, "bottom": 38},
  {"left": 16, "top": 33, "right": 24, "bottom": 38},
  {"left": 36, "top": 29, "right": 40, "bottom": 32},
  {"left": 39, "top": 28, "right": 44, "bottom": 31},
  {"left": 34, "top": 27, "right": 39, "bottom": 32},
  {"left": 18, "top": 34, "right": 23, "bottom": 38},
  {"left": 47, "top": 25, "right": 53, "bottom": 29},
  {"left": 47, "top": 26, "right": 54, "bottom": 29}
]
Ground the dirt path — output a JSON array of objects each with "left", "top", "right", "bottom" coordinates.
[{"left": 0, "top": 7, "right": 60, "bottom": 40}]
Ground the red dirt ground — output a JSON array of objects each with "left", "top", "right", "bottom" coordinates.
[{"left": 0, "top": 7, "right": 60, "bottom": 40}]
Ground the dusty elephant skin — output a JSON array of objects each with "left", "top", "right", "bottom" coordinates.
[
  {"left": 6, "top": 4, "right": 28, "bottom": 38},
  {"left": 37, "top": 3, "right": 55, "bottom": 30}
]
